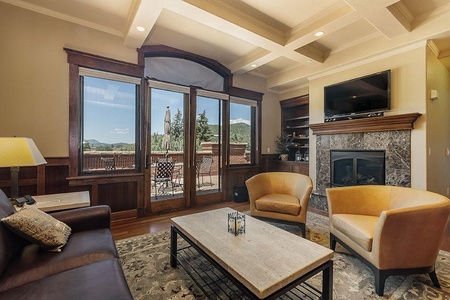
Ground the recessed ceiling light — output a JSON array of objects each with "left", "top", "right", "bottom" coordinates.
[
  {"left": 136, "top": 26, "right": 145, "bottom": 32},
  {"left": 314, "top": 31, "right": 324, "bottom": 37},
  {"left": 306, "top": 60, "right": 312, "bottom": 63},
  {"left": 251, "top": 64, "right": 257, "bottom": 67}
]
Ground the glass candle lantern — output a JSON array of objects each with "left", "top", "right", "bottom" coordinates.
[{"left": 228, "top": 211, "right": 246, "bottom": 236}]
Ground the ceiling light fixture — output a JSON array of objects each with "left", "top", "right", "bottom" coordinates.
[
  {"left": 306, "top": 60, "right": 312, "bottom": 63},
  {"left": 251, "top": 64, "right": 257, "bottom": 67},
  {"left": 136, "top": 26, "right": 145, "bottom": 32},
  {"left": 314, "top": 31, "right": 324, "bottom": 37}
]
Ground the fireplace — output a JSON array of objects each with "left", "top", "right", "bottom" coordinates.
[{"left": 331, "top": 150, "right": 385, "bottom": 187}]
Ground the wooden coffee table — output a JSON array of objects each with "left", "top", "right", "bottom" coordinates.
[{"left": 170, "top": 207, "right": 334, "bottom": 299}]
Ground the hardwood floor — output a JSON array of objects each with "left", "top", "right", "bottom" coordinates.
[
  {"left": 111, "top": 201, "right": 249, "bottom": 240},
  {"left": 111, "top": 201, "right": 450, "bottom": 252}
]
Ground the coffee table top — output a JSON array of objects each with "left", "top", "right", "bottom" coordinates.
[{"left": 171, "top": 207, "right": 334, "bottom": 299}]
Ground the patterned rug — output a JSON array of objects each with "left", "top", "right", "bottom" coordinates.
[{"left": 116, "top": 213, "right": 450, "bottom": 299}]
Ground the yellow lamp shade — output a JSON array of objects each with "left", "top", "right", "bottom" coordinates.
[{"left": 0, "top": 137, "right": 47, "bottom": 167}]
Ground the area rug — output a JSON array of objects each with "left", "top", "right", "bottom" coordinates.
[{"left": 116, "top": 213, "right": 450, "bottom": 299}]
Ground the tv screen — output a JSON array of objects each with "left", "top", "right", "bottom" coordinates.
[{"left": 324, "top": 70, "right": 390, "bottom": 118}]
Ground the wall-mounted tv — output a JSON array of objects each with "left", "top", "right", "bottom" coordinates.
[{"left": 324, "top": 70, "right": 390, "bottom": 119}]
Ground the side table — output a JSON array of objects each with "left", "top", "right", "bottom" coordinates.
[{"left": 22, "top": 191, "right": 90, "bottom": 212}]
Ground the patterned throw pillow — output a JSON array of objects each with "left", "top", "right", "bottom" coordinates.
[{"left": 1, "top": 207, "right": 71, "bottom": 252}]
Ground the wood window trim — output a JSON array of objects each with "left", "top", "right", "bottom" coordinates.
[{"left": 65, "top": 48, "right": 144, "bottom": 178}]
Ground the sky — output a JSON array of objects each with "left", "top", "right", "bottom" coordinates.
[
  {"left": 151, "top": 89, "right": 250, "bottom": 134},
  {"left": 83, "top": 76, "right": 136, "bottom": 144},
  {"left": 83, "top": 78, "right": 250, "bottom": 144}
]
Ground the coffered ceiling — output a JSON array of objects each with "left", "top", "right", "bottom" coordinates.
[{"left": 4, "top": 0, "right": 450, "bottom": 93}]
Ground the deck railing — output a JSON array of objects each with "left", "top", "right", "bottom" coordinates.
[{"left": 82, "top": 143, "right": 250, "bottom": 172}]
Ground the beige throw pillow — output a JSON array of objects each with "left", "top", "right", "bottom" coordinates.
[{"left": 1, "top": 206, "right": 71, "bottom": 252}]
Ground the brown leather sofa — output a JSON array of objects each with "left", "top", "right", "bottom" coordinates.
[
  {"left": 327, "top": 185, "right": 450, "bottom": 296},
  {"left": 246, "top": 172, "right": 313, "bottom": 238},
  {"left": 0, "top": 189, "right": 132, "bottom": 300}
]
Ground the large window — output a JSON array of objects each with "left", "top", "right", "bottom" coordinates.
[
  {"left": 229, "top": 97, "right": 257, "bottom": 165},
  {"left": 79, "top": 68, "right": 141, "bottom": 174}
]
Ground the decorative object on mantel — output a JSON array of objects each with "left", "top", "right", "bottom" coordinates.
[
  {"left": 228, "top": 211, "right": 245, "bottom": 236},
  {"left": 309, "top": 113, "right": 421, "bottom": 135}
]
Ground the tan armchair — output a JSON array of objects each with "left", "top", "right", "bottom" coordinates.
[
  {"left": 245, "top": 172, "right": 313, "bottom": 238},
  {"left": 327, "top": 185, "right": 450, "bottom": 296}
]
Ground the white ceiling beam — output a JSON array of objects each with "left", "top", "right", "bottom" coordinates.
[
  {"left": 343, "top": 0, "right": 410, "bottom": 39},
  {"left": 123, "top": 0, "right": 164, "bottom": 48},
  {"left": 228, "top": 3, "right": 360, "bottom": 73},
  {"left": 267, "top": 7, "right": 450, "bottom": 90}
]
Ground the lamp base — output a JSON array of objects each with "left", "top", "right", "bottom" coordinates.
[{"left": 10, "top": 166, "right": 20, "bottom": 200}]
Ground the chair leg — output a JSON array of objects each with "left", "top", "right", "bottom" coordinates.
[
  {"left": 299, "top": 223, "right": 306, "bottom": 238},
  {"left": 374, "top": 269, "right": 388, "bottom": 296},
  {"left": 429, "top": 269, "right": 441, "bottom": 289},
  {"left": 330, "top": 234, "right": 337, "bottom": 250}
]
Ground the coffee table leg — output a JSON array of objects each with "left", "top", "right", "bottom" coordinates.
[
  {"left": 170, "top": 225, "right": 177, "bottom": 267},
  {"left": 322, "top": 260, "right": 333, "bottom": 300}
]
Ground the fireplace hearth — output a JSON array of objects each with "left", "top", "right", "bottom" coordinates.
[{"left": 331, "top": 150, "right": 385, "bottom": 187}]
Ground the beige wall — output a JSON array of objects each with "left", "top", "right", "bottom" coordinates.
[
  {"left": 0, "top": 3, "right": 137, "bottom": 157},
  {"left": 426, "top": 46, "right": 450, "bottom": 196},
  {"left": 308, "top": 47, "right": 428, "bottom": 190},
  {"left": 0, "top": 3, "right": 278, "bottom": 157}
]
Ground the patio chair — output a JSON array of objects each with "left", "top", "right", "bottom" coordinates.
[
  {"left": 152, "top": 160, "right": 175, "bottom": 199},
  {"left": 101, "top": 157, "right": 116, "bottom": 170},
  {"left": 196, "top": 156, "right": 213, "bottom": 189}
]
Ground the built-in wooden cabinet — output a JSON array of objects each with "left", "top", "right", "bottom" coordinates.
[
  {"left": 280, "top": 95, "right": 309, "bottom": 161},
  {"left": 272, "top": 160, "right": 309, "bottom": 175}
]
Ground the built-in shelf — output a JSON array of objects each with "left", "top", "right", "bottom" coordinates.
[
  {"left": 280, "top": 95, "right": 309, "bottom": 161},
  {"left": 285, "top": 116, "right": 309, "bottom": 121},
  {"left": 309, "top": 113, "right": 421, "bottom": 135}
]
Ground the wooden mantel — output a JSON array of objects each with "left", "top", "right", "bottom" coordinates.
[{"left": 309, "top": 113, "right": 422, "bottom": 135}]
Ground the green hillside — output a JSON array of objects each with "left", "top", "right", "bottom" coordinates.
[{"left": 209, "top": 122, "right": 250, "bottom": 144}]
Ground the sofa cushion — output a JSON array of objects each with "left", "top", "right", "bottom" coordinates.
[
  {"left": 255, "top": 194, "right": 300, "bottom": 216},
  {"left": 0, "top": 258, "right": 132, "bottom": 300},
  {"left": 332, "top": 214, "right": 379, "bottom": 251},
  {"left": 1, "top": 207, "right": 71, "bottom": 252},
  {"left": 0, "top": 228, "right": 118, "bottom": 292}
]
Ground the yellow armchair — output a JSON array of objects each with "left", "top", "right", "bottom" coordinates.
[
  {"left": 245, "top": 172, "right": 313, "bottom": 238},
  {"left": 327, "top": 185, "right": 450, "bottom": 296}
]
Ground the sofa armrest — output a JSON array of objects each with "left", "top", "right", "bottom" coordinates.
[
  {"left": 50, "top": 205, "right": 111, "bottom": 233},
  {"left": 373, "top": 204, "right": 450, "bottom": 269}
]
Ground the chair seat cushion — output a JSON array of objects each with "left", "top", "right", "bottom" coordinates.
[
  {"left": 255, "top": 194, "right": 300, "bottom": 216},
  {"left": 332, "top": 214, "right": 379, "bottom": 251}
]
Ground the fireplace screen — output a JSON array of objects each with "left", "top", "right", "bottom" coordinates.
[{"left": 331, "top": 150, "right": 385, "bottom": 187}]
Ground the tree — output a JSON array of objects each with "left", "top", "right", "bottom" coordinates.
[
  {"left": 151, "top": 132, "right": 163, "bottom": 151},
  {"left": 196, "top": 110, "right": 213, "bottom": 149},
  {"left": 83, "top": 140, "right": 91, "bottom": 151},
  {"left": 96, "top": 145, "right": 113, "bottom": 151},
  {"left": 171, "top": 108, "right": 184, "bottom": 151}
]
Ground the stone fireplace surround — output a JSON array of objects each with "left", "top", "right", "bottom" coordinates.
[{"left": 309, "top": 113, "right": 421, "bottom": 212}]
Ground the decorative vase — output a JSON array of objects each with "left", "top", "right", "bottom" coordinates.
[{"left": 280, "top": 154, "right": 288, "bottom": 161}]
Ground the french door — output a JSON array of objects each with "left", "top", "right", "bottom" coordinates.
[{"left": 145, "top": 81, "right": 227, "bottom": 213}]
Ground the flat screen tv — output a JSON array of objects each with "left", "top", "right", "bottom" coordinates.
[{"left": 324, "top": 70, "right": 390, "bottom": 119}]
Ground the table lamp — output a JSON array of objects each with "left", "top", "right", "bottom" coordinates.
[{"left": 0, "top": 137, "right": 47, "bottom": 200}]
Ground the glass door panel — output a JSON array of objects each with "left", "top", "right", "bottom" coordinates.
[
  {"left": 195, "top": 96, "right": 223, "bottom": 196},
  {"left": 149, "top": 88, "right": 186, "bottom": 202}
]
